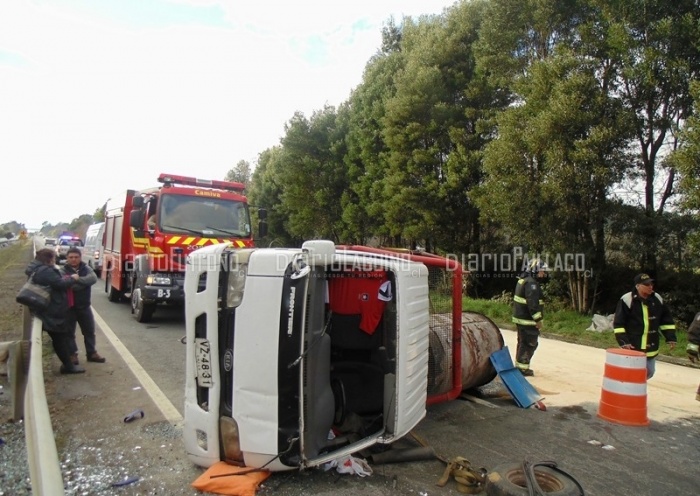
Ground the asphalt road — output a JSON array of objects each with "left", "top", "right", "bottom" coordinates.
[
  {"left": 44, "top": 285, "right": 700, "bottom": 495},
  {"left": 90, "top": 283, "right": 187, "bottom": 419}
]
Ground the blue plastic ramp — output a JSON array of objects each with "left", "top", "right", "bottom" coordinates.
[{"left": 490, "top": 347, "right": 543, "bottom": 408}]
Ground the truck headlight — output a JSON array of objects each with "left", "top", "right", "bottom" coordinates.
[
  {"left": 146, "top": 275, "right": 172, "bottom": 285},
  {"left": 226, "top": 262, "right": 247, "bottom": 308},
  {"left": 220, "top": 416, "right": 244, "bottom": 464}
]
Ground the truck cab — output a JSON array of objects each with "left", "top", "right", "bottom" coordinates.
[
  {"left": 102, "top": 173, "right": 264, "bottom": 323},
  {"left": 183, "top": 240, "right": 430, "bottom": 471}
]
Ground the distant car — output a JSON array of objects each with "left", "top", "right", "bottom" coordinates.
[
  {"left": 55, "top": 236, "right": 84, "bottom": 264},
  {"left": 45, "top": 237, "right": 57, "bottom": 247},
  {"left": 82, "top": 222, "right": 105, "bottom": 277}
]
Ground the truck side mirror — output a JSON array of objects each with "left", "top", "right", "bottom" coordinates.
[
  {"left": 130, "top": 210, "right": 145, "bottom": 230},
  {"left": 132, "top": 196, "right": 144, "bottom": 208},
  {"left": 258, "top": 208, "right": 267, "bottom": 221}
]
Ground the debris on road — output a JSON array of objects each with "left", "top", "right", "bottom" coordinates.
[
  {"left": 111, "top": 476, "right": 140, "bottom": 487},
  {"left": 323, "top": 455, "right": 373, "bottom": 477},
  {"left": 436, "top": 456, "right": 486, "bottom": 494},
  {"left": 123, "top": 409, "right": 145, "bottom": 423}
]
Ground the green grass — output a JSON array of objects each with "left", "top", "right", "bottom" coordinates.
[
  {"left": 0, "top": 241, "right": 32, "bottom": 342},
  {"left": 462, "top": 296, "right": 690, "bottom": 359}
]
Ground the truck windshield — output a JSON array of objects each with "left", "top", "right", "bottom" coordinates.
[{"left": 159, "top": 194, "right": 251, "bottom": 238}]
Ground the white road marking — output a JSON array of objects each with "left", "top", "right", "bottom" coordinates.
[{"left": 92, "top": 309, "right": 184, "bottom": 425}]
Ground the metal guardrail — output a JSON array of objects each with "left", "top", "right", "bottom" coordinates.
[
  {"left": 6, "top": 238, "right": 66, "bottom": 494},
  {"left": 23, "top": 317, "right": 65, "bottom": 495}
]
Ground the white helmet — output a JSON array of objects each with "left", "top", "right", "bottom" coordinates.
[{"left": 528, "top": 258, "right": 548, "bottom": 274}]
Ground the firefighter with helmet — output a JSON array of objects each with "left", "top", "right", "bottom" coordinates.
[{"left": 512, "top": 258, "right": 547, "bottom": 376}]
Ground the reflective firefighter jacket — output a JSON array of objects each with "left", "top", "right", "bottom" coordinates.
[
  {"left": 613, "top": 289, "right": 676, "bottom": 357},
  {"left": 512, "top": 275, "right": 544, "bottom": 327},
  {"left": 687, "top": 312, "right": 700, "bottom": 353}
]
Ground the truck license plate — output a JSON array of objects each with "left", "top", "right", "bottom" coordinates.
[{"left": 195, "top": 338, "right": 213, "bottom": 388}]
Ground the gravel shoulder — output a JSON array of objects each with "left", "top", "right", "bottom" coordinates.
[{"left": 0, "top": 242, "right": 204, "bottom": 495}]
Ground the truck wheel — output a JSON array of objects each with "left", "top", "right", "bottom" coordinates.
[
  {"left": 485, "top": 463, "right": 582, "bottom": 496},
  {"left": 132, "top": 287, "right": 155, "bottom": 323},
  {"left": 106, "top": 272, "right": 122, "bottom": 303}
]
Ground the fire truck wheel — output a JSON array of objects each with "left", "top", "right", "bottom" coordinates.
[
  {"left": 106, "top": 272, "right": 122, "bottom": 303},
  {"left": 485, "top": 463, "right": 582, "bottom": 496},
  {"left": 132, "top": 288, "right": 155, "bottom": 323}
]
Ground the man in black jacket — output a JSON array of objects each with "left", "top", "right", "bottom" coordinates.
[
  {"left": 613, "top": 273, "right": 676, "bottom": 379},
  {"left": 62, "top": 247, "right": 106, "bottom": 364},
  {"left": 24, "top": 248, "right": 83, "bottom": 374},
  {"left": 512, "top": 258, "right": 547, "bottom": 376}
]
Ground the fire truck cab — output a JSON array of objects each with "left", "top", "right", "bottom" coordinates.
[{"left": 102, "top": 173, "right": 266, "bottom": 323}]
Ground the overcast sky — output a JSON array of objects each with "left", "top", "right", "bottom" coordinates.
[{"left": 0, "top": 0, "right": 457, "bottom": 230}]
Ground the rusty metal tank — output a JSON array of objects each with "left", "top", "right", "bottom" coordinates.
[{"left": 428, "top": 312, "right": 504, "bottom": 395}]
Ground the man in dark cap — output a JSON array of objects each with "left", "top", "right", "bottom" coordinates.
[{"left": 613, "top": 273, "right": 676, "bottom": 379}]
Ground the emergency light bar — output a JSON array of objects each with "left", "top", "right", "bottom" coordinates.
[{"left": 157, "top": 173, "right": 246, "bottom": 193}]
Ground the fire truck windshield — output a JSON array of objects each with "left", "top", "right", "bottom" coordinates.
[{"left": 159, "top": 194, "right": 251, "bottom": 238}]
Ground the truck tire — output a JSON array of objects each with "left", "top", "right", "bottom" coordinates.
[
  {"left": 485, "top": 463, "right": 582, "bottom": 496},
  {"left": 106, "top": 272, "right": 122, "bottom": 303},
  {"left": 131, "top": 287, "right": 155, "bottom": 323}
]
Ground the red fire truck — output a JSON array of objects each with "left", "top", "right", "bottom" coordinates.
[{"left": 102, "top": 173, "right": 266, "bottom": 323}]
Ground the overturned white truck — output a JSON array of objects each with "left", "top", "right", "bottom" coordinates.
[{"left": 183, "top": 240, "right": 502, "bottom": 471}]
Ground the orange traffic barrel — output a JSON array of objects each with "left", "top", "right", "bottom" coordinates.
[{"left": 597, "top": 348, "right": 649, "bottom": 426}]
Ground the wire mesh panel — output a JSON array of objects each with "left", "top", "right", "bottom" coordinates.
[
  {"left": 427, "top": 266, "right": 455, "bottom": 396},
  {"left": 335, "top": 245, "right": 464, "bottom": 404}
]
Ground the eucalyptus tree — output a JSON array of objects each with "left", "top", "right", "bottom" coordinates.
[
  {"left": 474, "top": 0, "right": 585, "bottom": 96},
  {"left": 247, "top": 147, "right": 299, "bottom": 247},
  {"left": 225, "top": 160, "right": 252, "bottom": 186},
  {"left": 672, "top": 81, "right": 700, "bottom": 212},
  {"left": 379, "top": 1, "right": 493, "bottom": 253},
  {"left": 343, "top": 21, "right": 407, "bottom": 245},
  {"left": 586, "top": 0, "right": 700, "bottom": 270},
  {"left": 276, "top": 107, "right": 349, "bottom": 242},
  {"left": 669, "top": 81, "right": 700, "bottom": 266},
  {"left": 476, "top": 52, "right": 630, "bottom": 312},
  {"left": 473, "top": 0, "right": 630, "bottom": 312}
]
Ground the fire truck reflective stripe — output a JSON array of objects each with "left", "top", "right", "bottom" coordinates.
[{"left": 159, "top": 237, "right": 248, "bottom": 248}]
